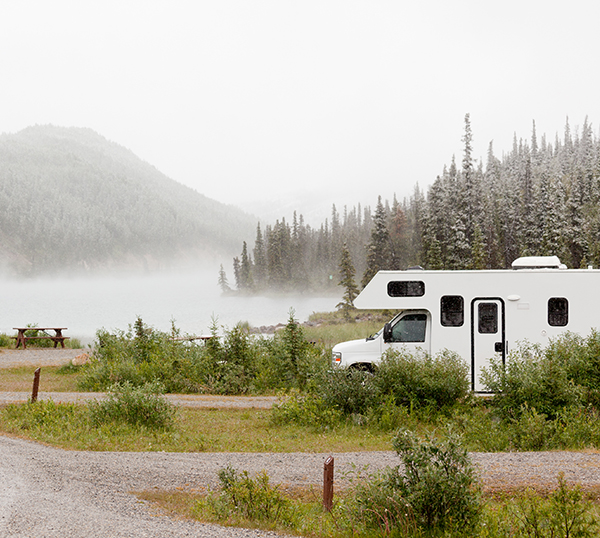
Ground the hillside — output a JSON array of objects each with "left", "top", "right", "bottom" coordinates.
[{"left": 0, "top": 125, "right": 256, "bottom": 275}]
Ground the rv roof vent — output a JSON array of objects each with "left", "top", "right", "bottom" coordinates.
[
  {"left": 405, "top": 265, "right": 424, "bottom": 271},
  {"left": 511, "top": 256, "right": 564, "bottom": 270}
]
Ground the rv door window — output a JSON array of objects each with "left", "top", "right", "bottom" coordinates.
[
  {"left": 387, "top": 281, "right": 425, "bottom": 297},
  {"left": 390, "top": 313, "right": 427, "bottom": 342},
  {"left": 441, "top": 295, "right": 464, "bottom": 327},
  {"left": 478, "top": 303, "right": 498, "bottom": 334},
  {"left": 548, "top": 297, "right": 569, "bottom": 326}
]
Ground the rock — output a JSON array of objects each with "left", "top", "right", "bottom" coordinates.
[{"left": 72, "top": 353, "right": 90, "bottom": 366}]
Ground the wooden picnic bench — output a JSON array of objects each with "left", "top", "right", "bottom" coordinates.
[{"left": 12, "top": 327, "right": 70, "bottom": 349}]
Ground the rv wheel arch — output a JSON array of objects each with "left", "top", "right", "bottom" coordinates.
[{"left": 348, "top": 362, "right": 377, "bottom": 373}]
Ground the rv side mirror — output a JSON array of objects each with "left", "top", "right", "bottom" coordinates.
[{"left": 383, "top": 322, "right": 392, "bottom": 343}]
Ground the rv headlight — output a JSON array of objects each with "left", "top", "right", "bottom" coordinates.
[{"left": 332, "top": 351, "right": 342, "bottom": 364}]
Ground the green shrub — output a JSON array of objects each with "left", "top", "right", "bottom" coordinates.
[
  {"left": 374, "top": 348, "right": 470, "bottom": 411},
  {"left": 352, "top": 429, "right": 481, "bottom": 534},
  {"left": 256, "top": 310, "right": 327, "bottom": 391},
  {"left": 88, "top": 381, "right": 176, "bottom": 430},
  {"left": 481, "top": 342, "right": 583, "bottom": 420},
  {"left": 545, "top": 330, "right": 600, "bottom": 407},
  {"left": 0, "top": 332, "right": 12, "bottom": 347},
  {"left": 312, "top": 367, "right": 379, "bottom": 416},
  {"left": 500, "top": 475, "right": 598, "bottom": 538},
  {"left": 206, "top": 466, "right": 292, "bottom": 525},
  {"left": 270, "top": 389, "right": 343, "bottom": 429},
  {"left": 80, "top": 315, "right": 329, "bottom": 396}
]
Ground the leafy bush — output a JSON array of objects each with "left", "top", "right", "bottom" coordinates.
[
  {"left": 256, "top": 310, "right": 327, "bottom": 391},
  {"left": 374, "top": 348, "right": 470, "bottom": 411},
  {"left": 270, "top": 389, "right": 343, "bottom": 429},
  {"left": 206, "top": 466, "right": 292, "bottom": 525},
  {"left": 481, "top": 342, "right": 583, "bottom": 420},
  {"left": 312, "top": 367, "right": 379, "bottom": 416},
  {"left": 88, "top": 381, "right": 176, "bottom": 430},
  {"left": 0, "top": 332, "right": 12, "bottom": 347},
  {"left": 545, "top": 330, "right": 600, "bottom": 407},
  {"left": 79, "top": 318, "right": 204, "bottom": 392},
  {"left": 79, "top": 314, "right": 329, "bottom": 395},
  {"left": 353, "top": 429, "right": 481, "bottom": 534},
  {"left": 495, "top": 475, "right": 598, "bottom": 538}
]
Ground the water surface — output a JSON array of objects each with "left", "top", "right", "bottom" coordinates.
[{"left": 1, "top": 270, "right": 339, "bottom": 344}]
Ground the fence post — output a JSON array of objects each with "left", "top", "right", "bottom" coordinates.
[
  {"left": 31, "top": 367, "right": 41, "bottom": 403},
  {"left": 323, "top": 456, "right": 334, "bottom": 512}
]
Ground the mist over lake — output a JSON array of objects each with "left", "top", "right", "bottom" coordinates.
[{"left": 1, "top": 269, "right": 339, "bottom": 345}]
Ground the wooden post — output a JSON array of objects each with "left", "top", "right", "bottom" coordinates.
[
  {"left": 323, "top": 456, "right": 334, "bottom": 512},
  {"left": 31, "top": 367, "right": 41, "bottom": 403}
]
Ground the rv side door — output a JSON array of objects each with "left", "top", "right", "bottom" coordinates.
[{"left": 471, "top": 298, "right": 506, "bottom": 392}]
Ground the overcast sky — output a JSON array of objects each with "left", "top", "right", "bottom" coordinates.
[{"left": 1, "top": 1, "right": 599, "bottom": 223}]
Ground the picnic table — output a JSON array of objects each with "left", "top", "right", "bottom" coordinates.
[{"left": 12, "top": 327, "right": 70, "bottom": 349}]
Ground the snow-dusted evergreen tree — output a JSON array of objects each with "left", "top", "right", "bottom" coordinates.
[
  {"left": 218, "top": 264, "right": 231, "bottom": 293},
  {"left": 337, "top": 242, "right": 359, "bottom": 317},
  {"left": 239, "top": 241, "right": 253, "bottom": 290},
  {"left": 228, "top": 116, "right": 600, "bottom": 292},
  {"left": 252, "top": 223, "right": 267, "bottom": 291},
  {"left": 362, "top": 196, "right": 392, "bottom": 288}
]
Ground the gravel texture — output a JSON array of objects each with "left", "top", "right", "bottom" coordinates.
[
  {"left": 0, "top": 348, "right": 85, "bottom": 368},
  {"left": 3, "top": 434, "right": 600, "bottom": 537}
]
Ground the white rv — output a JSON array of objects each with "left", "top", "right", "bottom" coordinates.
[{"left": 332, "top": 256, "right": 598, "bottom": 391}]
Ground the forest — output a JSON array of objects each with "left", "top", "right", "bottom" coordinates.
[
  {"left": 226, "top": 115, "right": 600, "bottom": 295},
  {"left": 0, "top": 125, "right": 256, "bottom": 275}
]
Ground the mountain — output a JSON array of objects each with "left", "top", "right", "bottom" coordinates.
[{"left": 0, "top": 125, "right": 256, "bottom": 275}]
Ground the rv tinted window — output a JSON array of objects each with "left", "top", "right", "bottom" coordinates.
[
  {"left": 387, "top": 281, "right": 425, "bottom": 297},
  {"left": 441, "top": 295, "right": 464, "bottom": 327},
  {"left": 478, "top": 302, "right": 498, "bottom": 334},
  {"left": 390, "top": 313, "right": 427, "bottom": 342},
  {"left": 548, "top": 297, "right": 568, "bottom": 326}
]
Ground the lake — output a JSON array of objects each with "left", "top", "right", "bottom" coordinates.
[{"left": 0, "top": 269, "right": 340, "bottom": 344}]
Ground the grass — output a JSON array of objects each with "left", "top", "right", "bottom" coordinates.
[
  {"left": 0, "top": 404, "right": 395, "bottom": 452},
  {"left": 0, "top": 365, "right": 82, "bottom": 392}
]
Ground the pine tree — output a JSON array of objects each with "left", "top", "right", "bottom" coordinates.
[
  {"left": 239, "top": 241, "right": 253, "bottom": 290},
  {"left": 361, "top": 196, "right": 392, "bottom": 288},
  {"left": 337, "top": 242, "right": 359, "bottom": 318},
  {"left": 252, "top": 224, "right": 267, "bottom": 291},
  {"left": 232, "top": 256, "right": 241, "bottom": 290},
  {"left": 218, "top": 264, "right": 232, "bottom": 293}
]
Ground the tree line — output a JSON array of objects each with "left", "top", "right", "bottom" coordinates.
[{"left": 223, "top": 115, "right": 600, "bottom": 297}]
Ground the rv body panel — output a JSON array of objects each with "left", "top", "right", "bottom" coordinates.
[{"left": 333, "top": 264, "right": 600, "bottom": 391}]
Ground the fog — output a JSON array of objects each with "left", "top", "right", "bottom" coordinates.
[{"left": 0, "top": 269, "right": 339, "bottom": 345}]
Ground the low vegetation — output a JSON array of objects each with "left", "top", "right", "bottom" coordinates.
[
  {"left": 141, "top": 432, "right": 600, "bottom": 538},
  {"left": 4, "top": 313, "right": 600, "bottom": 454}
]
